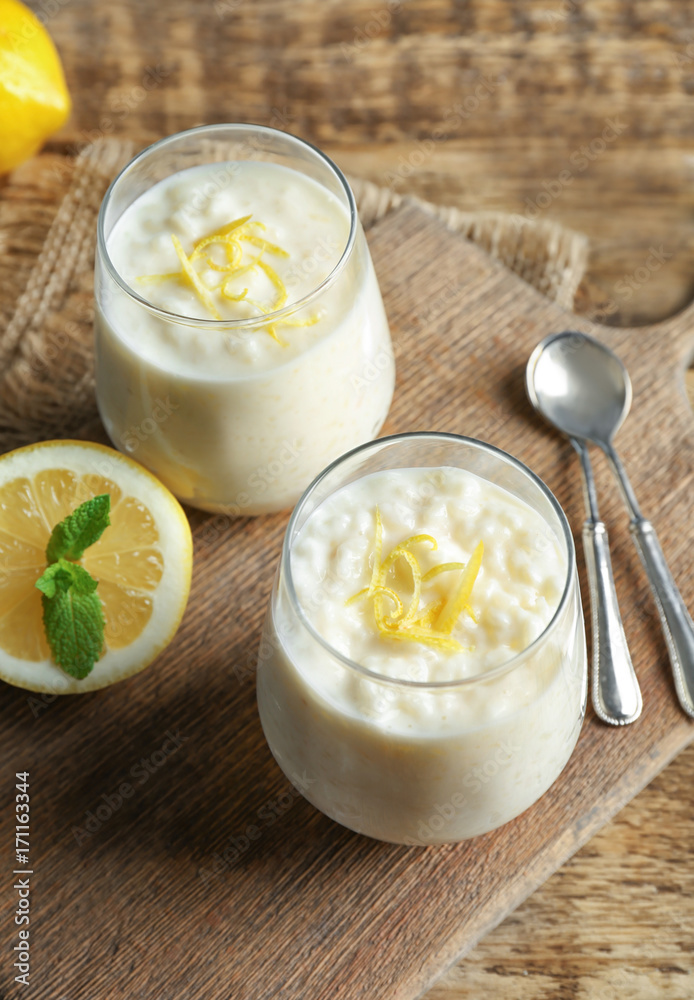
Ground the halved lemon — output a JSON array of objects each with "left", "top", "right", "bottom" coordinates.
[
  {"left": 0, "top": 440, "right": 193, "bottom": 693},
  {"left": 0, "top": 0, "right": 72, "bottom": 174}
]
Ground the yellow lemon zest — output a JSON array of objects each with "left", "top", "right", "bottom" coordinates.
[
  {"left": 138, "top": 216, "right": 320, "bottom": 343},
  {"left": 421, "top": 561, "right": 465, "bottom": 582},
  {"left": 374, "top": 534, "right": 438, "bottom": 629},
  {"left": 376, "top": 626, "right": 465, "bottom": 653},
  {"left": 348, "top": 508, "right": 483, "bottom": 653},
  {"left": 222, "top": 256, "right": 264, "bottom": 283},
  {"left": 238, "top": 298, "right": 287, "bottom": 346},
  {"left": 171, "top": 234, "right": 222, "bottom": 320},
  {"left": 242, "top": 234, "right": 290, "bottom": 257},
  {"left": 420, "top": 561, "right": 476, "bottom": 624},
  {"left": 194, "top": 238, "right": 244, "bottom": 272},
  {"left": 280, "top": 314, "right": 321, "bottom": 329},
  {"left": 265, "top": 326, "right": 288, "bottom": 347},
  {"left": 191, "top": 215, "right": 252, "bottom": 248},
  {"left": 435, "top": 541, "right": 484, "bottom": 635},
  {"left": 393, "top": 533, "right": 438, "bottom": 555},
  {"left": 257, "top": 258, "right": 288, "bottom": 309},
  {"left": 221, "top": 285, "right": 249, "bottom": 303},
  {"left": 377, "top": 545, "right": 422, "bottom": 626},
  {"left": 411, "top": 596, "right": 446, "bottom": 627},
  {"left": 345, "top": 586, "right": 369, "bottom": 607},
  {"left": 348, "top": 584, "right": 403, "bottom": 620},
  {"left": 189, "top": 216, "right": 253, "bottom": 271}
]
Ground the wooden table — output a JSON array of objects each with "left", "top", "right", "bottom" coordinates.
[{"left": 14, "top": 1, "right": 694, "bottom": 995}]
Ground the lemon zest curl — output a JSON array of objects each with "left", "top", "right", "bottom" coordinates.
[
  {"left": 348, "top": 507, "right": 483, "bottom": 653},
  {"left": 137, "top": 214, "right": 319, "bottom": 343}
]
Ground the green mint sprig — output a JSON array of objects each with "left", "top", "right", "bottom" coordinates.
[
  {"left": 45, "top": 493, "right": 111, "bottom": 562},
  {"left": 35, "top": 495, "right": 111, "bottom": 679}
]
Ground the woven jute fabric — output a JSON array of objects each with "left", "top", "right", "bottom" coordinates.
[{"left": 0, "top": 139, "right": 588, "bottom": 453}]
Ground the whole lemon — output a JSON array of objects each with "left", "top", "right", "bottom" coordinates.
[{"left": 0, "top": 0, "right": 71, "bottom": 173}]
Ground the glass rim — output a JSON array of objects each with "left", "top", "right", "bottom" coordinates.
[
  {"left": 281, "top": 431, "right": 578, "bottom": 690},
  {"left": 95, "top": 123, "right": 358, "bottom": 330}
]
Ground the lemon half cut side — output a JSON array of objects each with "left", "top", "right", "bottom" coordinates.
[{"left": 0, "top": 440, "right": 193, "bottom": 693}]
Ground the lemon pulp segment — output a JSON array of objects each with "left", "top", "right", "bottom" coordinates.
[{"left": 0, "top": 468, "right": 163, "bottom": 661}]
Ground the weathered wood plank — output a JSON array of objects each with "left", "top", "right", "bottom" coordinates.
[{"left": 1, "top": 202, "right": 693, "bottom": 1000}]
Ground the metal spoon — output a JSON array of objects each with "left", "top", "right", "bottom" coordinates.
[
  {"left": 528, "top": 329, "right": 694, "bottom": 720},
  {"left": 527, "top": 332, "right": 642, "bottom": 725}
]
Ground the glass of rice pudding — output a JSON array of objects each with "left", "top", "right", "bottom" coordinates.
[
  {"left": 94, "top": 125, "right": 394, "bottom": 514},
  {"left": 257, "top": 433, "right": 588, "bottom": 845}
]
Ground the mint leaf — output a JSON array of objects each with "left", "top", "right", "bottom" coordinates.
[
  {"left": 38, "top": 493, "right": 111, "bottom": 678},
  {"left": 35, "top": 559, "right": 104, "bottom": 679},
  {"left": 45, "top": 494, "right": 111, "bottom": 564},
  {"left": 35, "top": 561, "right": 78, "bottom": 599}
]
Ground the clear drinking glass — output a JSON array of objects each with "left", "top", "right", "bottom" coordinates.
[
  {"left": 256, "top": 432, "right": 588, "bottom": 845},
  {"left": 94, "top": 124, "right": 394, "bottom": 514}
]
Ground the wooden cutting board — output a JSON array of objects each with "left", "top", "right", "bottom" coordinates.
[{"left": 2, "top": 204, "right": 693, "bottom": 1000}]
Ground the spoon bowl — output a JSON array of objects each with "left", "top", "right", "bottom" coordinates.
[{"left": 527, "top": 331, "right": 632, "bottom": 446}]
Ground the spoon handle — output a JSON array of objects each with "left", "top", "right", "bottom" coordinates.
[
  {"left": 572, "top": 437, "right": 642, "bottom": 725},
  {"left": 630, "top": 519, "right": 694, "bottom": 719},
  {"left": 583, "top": 521, "right": 643, "bottom": 725}
]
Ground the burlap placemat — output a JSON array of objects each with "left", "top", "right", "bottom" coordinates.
[{"left": 0, "top": 139, "right": 588, "bottom": 453}]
